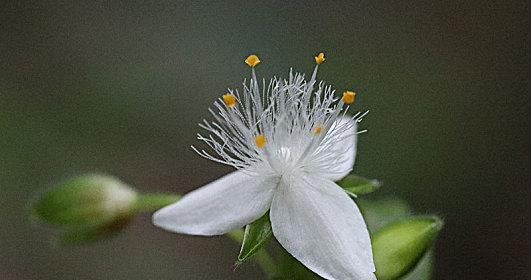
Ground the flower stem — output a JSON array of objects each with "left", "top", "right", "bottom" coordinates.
[
  {"left": 227, "top": 230, "right": 277, "bottom": 278},
  {"left": 133, "top": 193, "right": 180, "bottom": 212},
  {"left": 253, "top": 249, "right": 277, "bottom": 278}
]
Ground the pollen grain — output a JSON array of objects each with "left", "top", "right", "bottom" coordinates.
[
  {"left": 245, "top": 55, "right": 260, "bottom": 68},
  {"left": 315, "top": 52, "right": 325, "bottom": 65},
  {"left": 342, "top": 91, "right": 356, "bottom": 104},
  {"left": 314, "top": 125, "right": 323, "bottom": 135},
  {"left": 254, "top": 134, "right": 266, "bottom": 148},
  {"left": 222, "top": 93, "right": 237, "bottom": 107}
]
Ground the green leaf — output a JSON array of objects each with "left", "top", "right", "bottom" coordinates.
[
  {"left": 372, "top": 216, "right": 443, "bottom": 280},
  {"left": 336, "top": 174, "right": 381, "bottom": 196},
  {"left": 238, "top": 212, "right": 273, "bottom": 262}
]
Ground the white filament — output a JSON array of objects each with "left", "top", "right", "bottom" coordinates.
[{"left": 192, "top": 65, "right": 366, "bottom": 178}]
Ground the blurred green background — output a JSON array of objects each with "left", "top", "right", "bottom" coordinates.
[{"left": 1, "top": 1, "right": 528, "bottom": 279}]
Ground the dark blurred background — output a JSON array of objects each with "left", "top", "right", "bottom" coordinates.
[{"left": 1, "top": 1, "right": 529, "bottom": 279}]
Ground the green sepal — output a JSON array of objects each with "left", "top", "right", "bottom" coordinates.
[
  {"left": 58, "top": 215, "right": 132, "bottom": 246},
  {"left": 357, "top": 197, "right": 412, "bottom": 233},
  {"left": 237, "top": 212, "right": 273, "bottom": 262},
  {"left": 336, "top": 174, "right": 381, "bottom": 197},
  {"left": 372, "top": 216, "right": 443, "bottom": 280},
  {"left": 401, "top": 249, "right": 434, "bottom": 280}
]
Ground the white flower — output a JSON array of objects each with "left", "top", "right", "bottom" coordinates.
[{"left": 153, "top": 53, "right": 375, "bottom": 280}]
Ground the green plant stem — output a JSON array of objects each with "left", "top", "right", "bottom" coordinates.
[
  {"left": 253, "top": 249, "right": 277, "bottom": 278},
  {"left": 227, "top": 230, "right": 276, "bottom": 278},
  {"left": 133, "top": 193, "right": 180, "bottom": 212}
]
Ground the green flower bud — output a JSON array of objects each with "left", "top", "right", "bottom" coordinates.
[
  {"left": 372, "top": 216, "right": 443, "bottom": 280},
  {"left": 34, "top": 174, "right": 137, "bottom": 226},
  {"left": 33, "top": 175, "right": 138, "bottom": 244}
]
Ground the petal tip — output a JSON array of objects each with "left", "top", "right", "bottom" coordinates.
[{"left": 151, "top": 206, "right": 172, "bottom": 228}]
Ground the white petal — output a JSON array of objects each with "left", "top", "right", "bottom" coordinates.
[
  {"left": 153, "top": 170, "right": 278, "bottom": 236},
  {"left": 321, "top": 117, "right": 357, "bottom": 181},
  {"left": 270, "top": 174, "right": 375, "bottom": 280}
]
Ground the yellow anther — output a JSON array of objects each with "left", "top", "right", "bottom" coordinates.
[
  {"left": 314, "top": 125, "right": 323, "bottom": 135},
  {"left": 222, "top": 93, "right": 237, "bottom": 108},
  {"left": 254, "top": 134, "right": 266, "bottom": 148},
  {"left": 245, "top": 55, "right": 260, "bottom": 67},
  {"left": 315, "top": 52, "right": 325, "bottom": 65},
  {"left": 342, "top": 91, "right": 356, "bottom": 104}
]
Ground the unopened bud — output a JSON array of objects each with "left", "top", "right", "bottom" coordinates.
[
  {"left": 33, "top": 175, "right": 138, "bottom": 244},
  {"left": 372, "top": 216, "right": 443, "bottom": 280}
]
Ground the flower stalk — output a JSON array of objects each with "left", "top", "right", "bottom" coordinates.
[{"left": 133, "top": 193, "right": 181, "bottom": 212}]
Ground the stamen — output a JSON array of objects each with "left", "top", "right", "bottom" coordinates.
[
  {"left": 222, "top": 93, "right": 237, "bottom": 108},
  {"left": 254, "top": 134, "right": 266, "bottom": 148},
  {"left": 342, "top": 90, "right": 356, "bottom": 104},
  {"left": 195, "top": 53, "right": 367, "bottom": 173},
  {"left": 314, "top": 52, "right": 325, "bottom": 65},
  {"left": 245, "top": 55, "right": 260, "bottom": 68}
]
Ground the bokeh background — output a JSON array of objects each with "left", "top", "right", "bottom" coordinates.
[{"left": 1, "top": 1, "right": 528, "bottom": 279}]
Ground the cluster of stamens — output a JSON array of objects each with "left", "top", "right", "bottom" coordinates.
[{"left": 192, "top": 53, "right": 367, "bottom": 177}]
